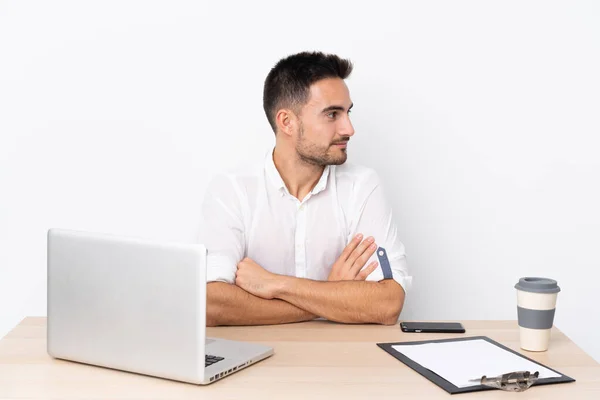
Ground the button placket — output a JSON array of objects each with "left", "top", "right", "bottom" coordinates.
[{"left": 294, "top": 202, "right": 307, "bottom": 278}]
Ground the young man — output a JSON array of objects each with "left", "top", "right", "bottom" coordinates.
[{"left": 201, "top": 51, "right": 410, "bottom": 326}]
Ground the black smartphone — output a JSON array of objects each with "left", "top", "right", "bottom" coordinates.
[{"left": 400, "top": 321, "right": 465, "bottom": 333}]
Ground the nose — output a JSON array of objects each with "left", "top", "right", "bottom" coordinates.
[{"left": 339, "top": 114, "right": 355, "bottom": 137}]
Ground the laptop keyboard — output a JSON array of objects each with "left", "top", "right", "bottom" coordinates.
[{"left": 205, "top": 354, "right": 224, "bottom": 367}]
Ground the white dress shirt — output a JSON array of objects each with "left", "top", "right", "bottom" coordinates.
[{"left": 199, "top": 148, "right": 411, "bottom": 293}]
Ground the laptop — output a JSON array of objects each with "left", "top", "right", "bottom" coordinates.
[{"left": 47, "top": 228, "right": 274, "bottom": 384}]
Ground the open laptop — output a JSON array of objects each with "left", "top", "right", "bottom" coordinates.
[{"left": 47, "top": 228, "right": 273, "bottom": 384}]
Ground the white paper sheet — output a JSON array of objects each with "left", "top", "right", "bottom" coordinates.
[{"left": 392, "top": 339, "right": 560, "bottom": 388}]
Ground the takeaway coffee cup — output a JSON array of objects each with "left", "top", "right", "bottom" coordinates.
[{"left": 515, "top": 277, "right": 561, "bottom": 351}]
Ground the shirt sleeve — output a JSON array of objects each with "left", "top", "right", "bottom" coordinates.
[
  {"left": 198, "top": 174, "right": 246, "bottom": 284},
  {"left": 351, "top": 171, "right": 412, "bottom": 293}
]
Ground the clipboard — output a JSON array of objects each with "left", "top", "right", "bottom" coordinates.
[{"left": 377, "top": 336, "right": 575, "bottom": 394}]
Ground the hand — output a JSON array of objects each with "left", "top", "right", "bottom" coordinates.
[
  {"left": 235, "top": 257, "right": 281, "bottom": 299},
  {"left": 328, "top": 233, "right": 379, "bottom": 281}
]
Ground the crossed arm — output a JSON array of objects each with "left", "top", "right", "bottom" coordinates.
[
  {"left": 207, "top": 278, "right": 404, "bottom": 326},
  {"left": 207, "top": 282, "right": 316, "bottom": 326},
  {"left": 207, "top": 234, "right": 406, "bottom": 326}
]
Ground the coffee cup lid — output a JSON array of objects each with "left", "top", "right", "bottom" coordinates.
[{"left": 515, "top": 277, "right": 561, "bottom": 294}]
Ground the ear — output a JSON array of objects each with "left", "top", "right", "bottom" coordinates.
[{"left": 275, "top": 108, "right": 297, "bottom": 137}]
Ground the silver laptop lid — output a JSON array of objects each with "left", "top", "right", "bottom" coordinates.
[{"left": 47, "top": 229, "right": 207, "bottom": 384}]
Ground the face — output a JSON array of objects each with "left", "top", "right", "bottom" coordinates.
[{"left": 293, "top": 78, "right": 355, "bottom": 166}]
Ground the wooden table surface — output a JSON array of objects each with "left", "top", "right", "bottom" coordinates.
[{"left": 1, "top": 318, "right": 599, "bottom": 399}]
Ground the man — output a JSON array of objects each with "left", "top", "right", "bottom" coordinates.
[{"left": 200, "top": 51, "right": 410, "bottom": 326}]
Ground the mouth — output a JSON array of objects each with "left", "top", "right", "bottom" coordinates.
[{"left": 333, "top": 141, "right": 348, "bottom": 148}]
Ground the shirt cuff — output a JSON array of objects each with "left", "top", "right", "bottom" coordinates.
[
  {"left": 365, "top": 257, "right": 412, "bottom": 294},
  {"left": 206, "top": 254, "right": 237, "bottom": 284}
]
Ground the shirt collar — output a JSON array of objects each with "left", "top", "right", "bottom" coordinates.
[{"left": 265, "top": 148, "right": 331, "bottom": 196}]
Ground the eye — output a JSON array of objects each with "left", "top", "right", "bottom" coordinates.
[{"left": 327, "top": 111, "right": 337, "bottom": 119}]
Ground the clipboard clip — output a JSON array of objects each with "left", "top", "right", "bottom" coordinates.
[{"left": 469, "top": 371, "right": 539, "bottom": 392}]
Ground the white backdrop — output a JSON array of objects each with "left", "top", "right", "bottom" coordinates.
[{"left": 1, "top": 1, "right": 599, "bottom": 362}]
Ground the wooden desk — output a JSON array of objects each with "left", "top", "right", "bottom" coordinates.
[{"left": 1, "top": 318, "right": 599, "bottom": 399}]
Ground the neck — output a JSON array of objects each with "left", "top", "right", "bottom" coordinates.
[{"left": 272, "top": 145, "right": 325, "bottom": 201}]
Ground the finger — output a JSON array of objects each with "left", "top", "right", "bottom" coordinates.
[
  {"left": 350, "top": 241, "right": 377, "bottom": 275},
  {"left": 355, "top": 261, "right": 379, "bottom": 281},
  {"left": 346, "top": 236, "right": 374, "bottom": 266},
  {"left": 340, "top": 234, "right": 363, "bottom": 261},
  {"left": 347, "top": 237, "right": 375, "bottom": 268}
]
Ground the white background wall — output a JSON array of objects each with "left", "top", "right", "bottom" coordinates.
[{"left": 1, "top": 1, "right": 599, "bottom": 362}]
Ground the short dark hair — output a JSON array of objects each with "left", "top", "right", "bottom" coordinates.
[{"left": 263, "top": 51, "right": 353, "bottom": 133}]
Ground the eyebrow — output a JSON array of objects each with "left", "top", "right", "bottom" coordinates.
[{"left": 321, "top": 103, "right": 354, "bottom": 114}]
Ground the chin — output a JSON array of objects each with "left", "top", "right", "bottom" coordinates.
[{"left": 328, "top": 153, "right": 348, "bottom": 166}]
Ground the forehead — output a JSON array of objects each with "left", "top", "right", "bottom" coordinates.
[{"left": 305, "top": 78, "right": 351, "bottom": 109}]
